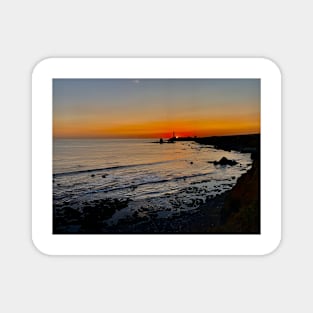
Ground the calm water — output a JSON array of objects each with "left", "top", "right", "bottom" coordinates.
[{"left": 53, "top": 139, "right": 252, "bottom": 224}]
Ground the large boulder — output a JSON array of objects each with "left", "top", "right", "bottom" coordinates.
[{"left": 214, "top": 157, "right": 237, "bottom": 166}]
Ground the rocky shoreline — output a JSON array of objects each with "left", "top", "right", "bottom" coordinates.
[
  {"left": 195, "top": 134, "right": 260, "bottom": 233},
  {"left": 53, "top": 134, "right": 260, "bottom": 234}
]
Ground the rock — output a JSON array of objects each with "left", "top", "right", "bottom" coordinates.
[
  {"left": 102, "top": 174, "right": 107, "bottom": 178},
  {"left": 213, "top": 157, "right": 237, "bottom": 166},
  {"left": 91, "top": 174, "right": 95, "bottom": 177},
  {"left": 190, "top": 161, "right": 193, "bottom": 164}
]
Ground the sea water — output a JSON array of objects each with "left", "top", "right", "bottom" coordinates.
[{"left": 53, "top": 139, "right": 252, "bottom": 224}]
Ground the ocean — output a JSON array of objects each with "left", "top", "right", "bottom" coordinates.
[{"left": 53, "top": 138, "right": 252, "bottom": 227}]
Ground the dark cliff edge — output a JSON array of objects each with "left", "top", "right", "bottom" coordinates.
[
  {"left": 195, "top": 134, "right": 260, "bottom": 233},
  {"left": 216, "top": 158, "right": 260, "bottom": 233}
]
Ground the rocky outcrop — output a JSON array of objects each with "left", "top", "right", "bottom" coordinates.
[{"left": 213, "top": 157, "right": 237, "bottom": 166}]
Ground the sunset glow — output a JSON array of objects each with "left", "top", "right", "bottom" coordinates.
[{"left": 53, "top": 79, "right": 260, "bottom": 139}]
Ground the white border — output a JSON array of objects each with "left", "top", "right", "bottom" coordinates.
[{"left": 32, "top": 58, "right": 281, "bottom": 255}]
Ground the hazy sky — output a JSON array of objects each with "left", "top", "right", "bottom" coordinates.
[{"left": 53, "top": 79, "right": 260, "bottom": 138}]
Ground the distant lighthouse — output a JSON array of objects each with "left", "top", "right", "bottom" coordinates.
[{"left": 168, "top": 131, "right": 176, "bottom": 143}]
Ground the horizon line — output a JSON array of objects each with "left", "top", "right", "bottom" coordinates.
[{"left": 53, "top": 132, "right": 261, "bottom": 140}]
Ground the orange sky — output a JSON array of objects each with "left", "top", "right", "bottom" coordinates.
[
  {"left": 53, "top": 79, "right": 260, "bottom": 139},
  {"left": 53, "top": 114, "right": 260, "bottom": 138}
]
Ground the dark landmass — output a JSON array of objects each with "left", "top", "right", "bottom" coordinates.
[
  {"left": 177, "top": 133, "right": 259, "bottom": 156},
  {"left": 217, "top": 157, "right": 260, "bottom": 233},
  {"left": 53, "top": 134, "right": 260, "bottom": 234},
  {"left": 194, "top": 133, "right": 260, "bottom": 233}
]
